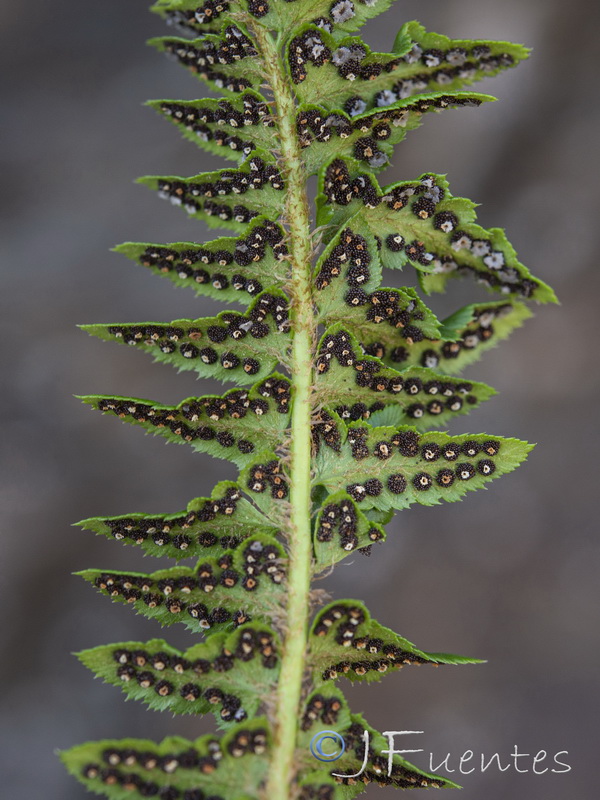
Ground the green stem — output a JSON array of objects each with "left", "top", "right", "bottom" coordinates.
[{"left": 252, "top": 25, "right": 315, "bottom": 799}]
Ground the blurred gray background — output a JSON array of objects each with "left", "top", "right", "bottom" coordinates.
[{"left": 1, "top": 0, "right": 598, "bottom": 797}]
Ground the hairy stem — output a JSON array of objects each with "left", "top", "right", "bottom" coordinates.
[{"left": 252, "top": 25, "right": 315, "bottom": 799}]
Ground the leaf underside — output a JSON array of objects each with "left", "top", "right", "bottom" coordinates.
[{"left": 66, "top": 2, "right": 554, "bottom": 798}]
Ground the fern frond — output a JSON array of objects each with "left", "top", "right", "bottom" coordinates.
[
  {"left": 317, "top": 160, "right": 557, "bottom": 302},
  {"left": 80, "top": 375, "right": 290, "bottom": 465},
  {"left": 138, "top": 153, "right": 286, "bottom": 232},
  {"left": 314, "top": 424, "right": 534, "bottom": 512},
  {"left": 149, "top": 91, "right": 275, "bottom": 163},
  {"left": 65, "top": 3, "right": 554, "bottom": 798},
  {"left": 115, "top": 218, "right": 288, "bottom": 305},
  {"left": 78, "top": 624, "right": 280, "bottom": 723},
  {"left": 150, "top": 23, "right": 263, "bottom": 96},
  {"left": 78, "top": 532, "right": 286, "bottom": 632},
  {"left": 314, "top": 324, "right": 496, "bottom": 430},
  {"left": 287, "top": 23, "right": 527, "bottom": 112},
  {"left": 77, "top": 480, "right": 279, "bottom": 560},
  {"left": 61, "top": 720, "right": 271, "bottom": 799},
  {"left": 309, "top": 599, "right": 482, "bottom": 686},
  {"left": 82, "top": 291, "right": 291, "bottom": 384}
]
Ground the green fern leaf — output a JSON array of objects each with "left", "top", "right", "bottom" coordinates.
[
  {"left": 313, "top": 491, "right": 386, "bottom": 566},
  {"left": 149, "top": 91, "right": 275, "bottom": 163},
  {"left": 385, "top": 299, "right": 533, "bottom": 374},
  {"left": 80, "top": 376, "right": 290, "bottom": 466},
  {"left": 315, "top": 325, "right": 496, "bottom": 429},
  {"left": 139, "top": 152, "right": 286, "bottom": 233},
  {"left": 316, "top": 279, "right": 443, "bottom": 362},
  {"left": 150, "top": 24, "right": 263, "bottom": 96},
  {"left": 298, "top": 709, "right": 459, "bottom": 794},
  {"left": 78, "top": 533, "right": 286, "bottom": 633},
  {"left": 308, "top": 599, "right": 482, "bottom": 685},
  {"left": 287, "top": 23, "right": 526, "bottom": 113},
  {"left": 296, "top": 689, "right": 464, "bottom": 792},
  {"left": 317, "top": 160, "right": 556, "bottom": 302},
  {"left": 78, "top": 624, "right": 279, "bottom": 722},
  {"left": 298, "top": 91, "right": 493, "bottom": 175},
  {"left": 77, "top": 480, "right": 279, "bottom": 560},
  {"left": 114, "top": 218, "right": 288, "bottom": 306},
  {"left": 61, "top": 719, "right": 270, "bottom": 799},
  {"left": 315, "top": 423, "right": 534, "bottom": 511},
  {"left": 151, "top": 0, "right": 231, "bottom": 37},
  {"left": 152, "top": 0, "right": 401, "bottom": 40},
  {"left": 82, "top": 291, "right": 291, "bottom": 385},
  {"left": 395, "top": 20, "right": 529, "bottom": 98},
  {"left": 240, "top": 450, "right": 289, "bottom": 519}
]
